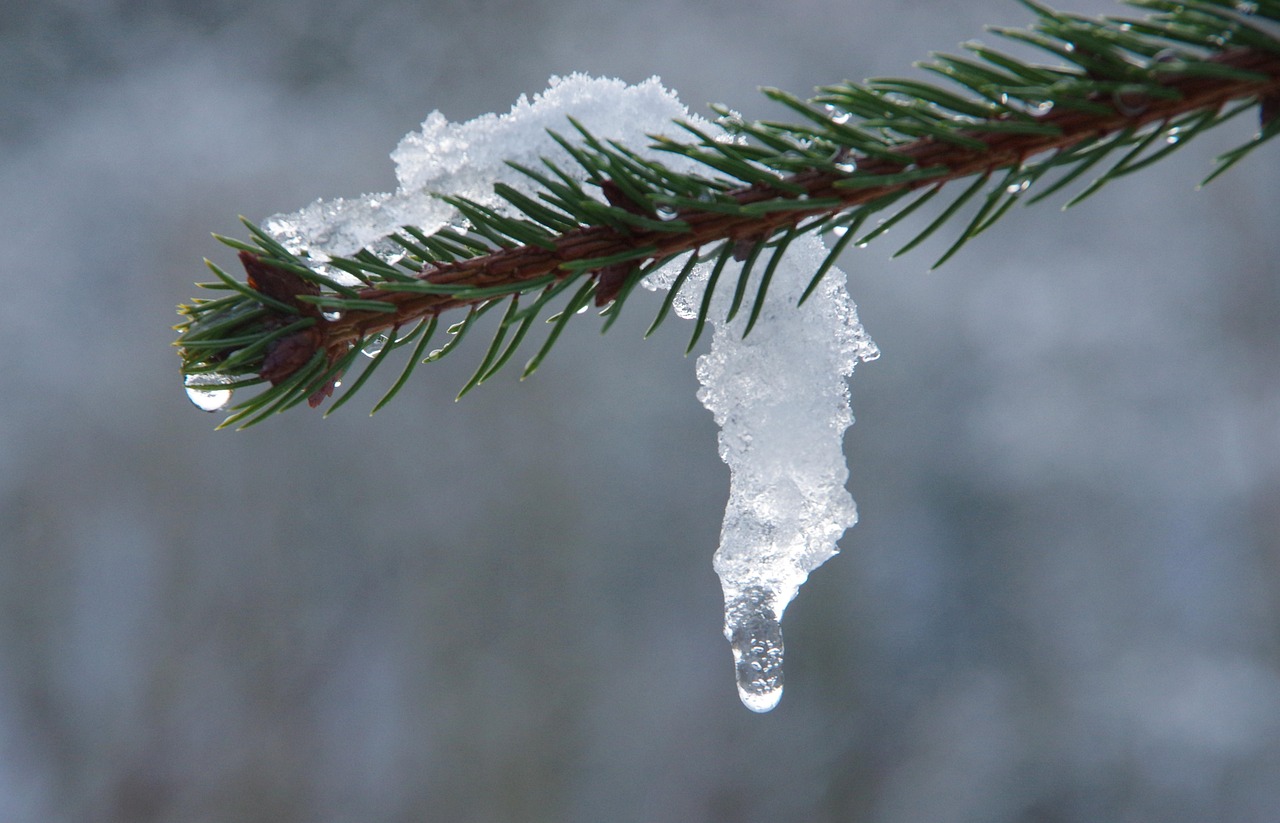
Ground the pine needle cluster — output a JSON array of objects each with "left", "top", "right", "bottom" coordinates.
[{"left": 175, "top": 0, "right": 1280, "bottom": 428}]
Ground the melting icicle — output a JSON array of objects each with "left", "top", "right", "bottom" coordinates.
[
  {"left": 725, "top": 586, "right": 785, "bottom": 712},
  {"left": 648, "top": 233, "right": 876, "bottom": 712},
  {"left": 253, "top": 74, "right": 876, "bottom": 711},
  {"left": 184, "top": 373, "right": 233, "bottom": 412}
]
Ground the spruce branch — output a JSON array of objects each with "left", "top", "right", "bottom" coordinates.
[{"left": 175, "top": 0, "right": 1280, "bottom": 427}]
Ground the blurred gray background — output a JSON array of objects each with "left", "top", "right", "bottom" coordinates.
[{"left": 3, "top": 0, "right": 1279, "bottom": 821}]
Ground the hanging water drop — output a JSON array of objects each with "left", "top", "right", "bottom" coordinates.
[
  {"left": 1165, "top": 126, "right": 1183, "bottom": 145},
  {"left": 724, "top": 586, "right": 785, "bottom": 712},
  {"left": 184, "top": 373, "right": 233, "bottom": 412},
  {"left": 1006, "top": 179, "right": 1031, "bottom": 195},
  {"left": 361, "top": 333, "right": 391, "bottom": 358}
]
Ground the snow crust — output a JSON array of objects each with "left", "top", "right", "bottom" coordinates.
[
  {"left": 265, "top": 74, "right": 702, "bottom": 261},
  {"left": 264, "top": 74, "right": 876, "bottom": 712}
]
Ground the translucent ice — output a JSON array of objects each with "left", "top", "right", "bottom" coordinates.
[
  {"left": 647, "top": 237, "right": 876, "bottom": 711},
  {"left": 725, "top": 586, "right": 787, "bottom": 711},
  {"left": 258, "top": 74, "right": 875, "bottom": 711}
]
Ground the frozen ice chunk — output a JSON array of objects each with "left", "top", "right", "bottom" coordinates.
[{"left": 649, "top": 236, "right": 876, "bottom": 711}]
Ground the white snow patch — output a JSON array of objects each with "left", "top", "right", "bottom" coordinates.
[{"left": 265, "top": 74, "right": 703, "bottom": 260}]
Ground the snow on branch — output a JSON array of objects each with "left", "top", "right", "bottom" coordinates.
[{"left": 173, "top": 0, "right": 1280, "bottom": 709}]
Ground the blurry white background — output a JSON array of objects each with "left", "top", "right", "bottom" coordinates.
[{"left": 2, "top": 1, "right": 1279, "bottom": 820}]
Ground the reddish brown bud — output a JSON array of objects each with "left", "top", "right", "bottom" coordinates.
[
  {"left": 594, "top": 262, "right": 635, "bottom": 306},
  {"left": 600, "top": 178, "right": 655, "bottom": 217},
  {"left": 259, "top": 327, "right": 321, "bottom": 385},
  {"left": 1261, "top": 92, "right": 1280, "bottom": 130},
  {"left": 239, "top": 251, "right": 320, "bottom": 311}
]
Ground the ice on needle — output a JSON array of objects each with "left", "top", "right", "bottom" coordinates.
[{"left": 264, "top": 74, "right": 876, "bottom": 712}]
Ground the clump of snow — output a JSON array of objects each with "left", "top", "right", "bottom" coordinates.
[
  {"left": 263, "top": 74, "right": 876, "bottom": 712},
  {"left": 265, "top": 74, "right": 701, "bottom": 259}
]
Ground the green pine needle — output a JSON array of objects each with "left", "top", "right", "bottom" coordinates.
[{"left": 175, "top": 0, "right": 1280, "bottom": 423}]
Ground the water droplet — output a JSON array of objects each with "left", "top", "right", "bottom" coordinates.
[
  {"left": 831, "top": 225, "right": 849, "bottom": 238},
  {"left": 361, "top": 334, "right": 391, "bottom": 358},
  {"left": 1112, "top": 87, "right": 1150, "bottom": 117},
  {"left": 834, "top": 162, "right": 856, "bottom": 173},
  {"left": 323, "top": 310, "right": 343, "bottom": 322},
  {"left": 1006, "top": 179, "right": 1031, "bottom": 195},
  {"left": 1032, "top": 100, "right": 1054, "bottom": 116},
  {"left": 724, "top": 587, "right": 785, "bottom": 713},
  {"left": 575, "top": 303, "right": 591, "bottom": 315},
  {"left": 831, "top": 111, "right": 851, "bottom": 125},
  {"left": 184, "top": 373, "right": 233, "bottom": 412},
  {"left": 1165, "top": 126, "right": 1183, "bottom": 145}
]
